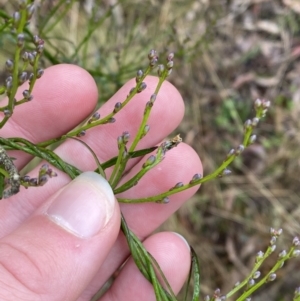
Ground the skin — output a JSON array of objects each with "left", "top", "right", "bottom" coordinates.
[{"left": 0, "top": 64, "right": 203, "bottom": 301}]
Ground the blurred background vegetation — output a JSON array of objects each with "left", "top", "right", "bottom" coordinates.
[{"left": 1, "top": 0, "right": 300, "bottom": 299}]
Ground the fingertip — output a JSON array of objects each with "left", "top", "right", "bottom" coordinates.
[
  {"left": 9, "top": 64, "right": 98, "bottom": 142},
  {"left": 102, "top": 231, "right": 191, "bottom": 301}
]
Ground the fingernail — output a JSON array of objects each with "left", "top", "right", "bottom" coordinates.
[
  {"left": 172, "top": 232, "right": 190, "bottom": 251},
  {"left": 47, "top": 172, "right": 115, "bottom": 238}
]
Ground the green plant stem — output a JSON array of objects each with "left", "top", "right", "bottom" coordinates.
[
  {"left": 109, "top": 143, "right": 127, "bottom": 187},
  {"left": 109, "top": 70, "right": 169, "bottom": 188},
  {"left": 0, "top": 5, "right": 28, "bottom": 128},
  {"left": 37, "top": 66, "right": 152, "bottom": 148},
  {"left": 117, "top": 108, "right": 263, "bottom": 203},
  {"left": 235, "top": 246, "right": 297, "bottom": 301},
  {"left": 0, "top": 137, "right": 81, "bottom": 179},
  {"left": 113, "top": 146, "right": 164, "bottom": 194},
  {"left": 129, "top": 73, "right": 167, "bottom": 153},
  {"left": 226, "top": 244, "right": 275, "bottom": 298}
]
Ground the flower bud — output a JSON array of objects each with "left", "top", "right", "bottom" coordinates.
[
  {"left": 18, "top": 71, "right": 27, "bottom": 84},
  {"left": 235, "top": 144, "right": 244, "bottom": 155},
  {"left": 137, "top": 82, "right": 147, "bottom": 93},
  {"left": 293, "top": 236, "right": 299, "bottom": 246},
  {"left": 252, "top": 117, "right": 259, "bottom": 127},
  {"left": 143, "top": 155, "right": 156, "bottom": 168},
  {"left": 157, "top": 64, "right": 165, "bottom": 76},
  {"left": 253, "top": 271, "right": 261, "bottom": 279},
  {"left": 189, "top": 173, "right": 202, "bottom": 184},
  {"left": 22, "top": 89, "right": 30, "bottom": 99},
  {"left": 148, "top": 49, "right": 157, "bottom": 60},
  {"left": 278, "top": 250, "right": 287, "bottom": 258},
  {"left": 122, "top": 131, "right": 130, "bottom": 143},
  {"left": 22, "top": 51, "right": 29, "bottom": 61},
  {"left": 167, "top": 52, "right": 174, "bottom": 61},
  {"left": 267, "top": 273, "right": 276, "bottom": 282},
  {"left": 113, "top": 102, "right": 122, "bottom": 113},
  {"left": 13, "top": 11, "right": 20, "bottom": 28},
  {"left": 36, "top": 68, "right": 44, "bottom": 78},
  {"left": 76, "top": 130, "right": 86, "bottom": 137},
  {"left": 249, "top": 135, "right": 257, "bottom": 144},
  {"left": 17, "top": 33, "right": 25, "bottom": 47}
]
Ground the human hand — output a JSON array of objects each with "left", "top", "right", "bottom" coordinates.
[{"left": 0, "top": 64, "right": 202, "bottom": 301}]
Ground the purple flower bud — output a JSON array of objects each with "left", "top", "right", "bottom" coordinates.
[
  {"left": 162, "top": 197, "right": 169, "bottom": 204},
  {"left": 76, "top": 130, "right": 86, "bottom": 137},
  {"left": 248, "top": 279, "right": 255, "bottom": 287},
  {"left": 270, "top": 236, "right": 276, "bottom": 245},
  {"left": 122, "top": 131, "right": 130, "bottom": 143},
  {"left": 13, "top": 11, "right": 20, "bottom": 27},
  {"left": 253, "top": 271, "right": 261, "bottom": 279},
  {"left": 254, "top": 98, "right": 262, "bottom": 109},
  {"left": 108, "top": 117, "right": 116, "bottom": 123},
  {"left": 249, "top": 135, "right": 257, "bottom": 144},
  {"left": 256, "top": 251, "right": 264, "bottom": 262},
  {"left": 137, "top": 82, "right": 147, "bottom": 93},
  {"left": 157, "top": 64, "right": 165, "bottom": 76},
  {"left": 5, "top": 59, "right": 14, "bottom": 71},
  {"left": 189, "top": 173, "right": 202, "bottom": 184},
  {"left": 167, "top": 52, "right": 174, "bottom": 61},
  {"left": 36, "top": 69, "right": 44, "bottom": 79},
  {"left": 143, "top": 155, "right": 156, "bottom": 168},
  {"left": 3, "top": 109, "right": 11, "bottom": 117},
  {"left": 252, "top": 117, "right": 259, "bottom": 127},
  {"left": 19, "top": 71, "right": 27, "bottom": 84},
  {"left": 293, "top": 236, "right": 299, "bottom": 246},
  {"left": 235, "top": 144, "right": 244, "bottom": 155},
  {"left": 113, "top": 102, "right": 122, "bottom": 113},
  {"left": 150, "top": 94, "right": 157, "bottom": 103},
  {"left": 37, "top": 44, "right": 44, "bottom": 54},
  {"left": 278, "top": 250, "right": 287, "bottom": 258},
  {"left": 17, "top": 33, "right": 25, "bottom": 47},
  {"left": 38, "top": 175, "right": 48, "bottom": 186},
  {"left": 22, "top": 89, "right": 30, "bottom": 99},
  {"left": 22, "top": 51, "right": 29, "bottom": 61},
  {"left": 148, "top": 49, "right": 157, "bottom": 60},
  {"left": 267, "top": 273, "right": 276, "bottom": 282},
  {"left": 33, "top": 35, "right": 40, "bottom": 45},
  {"left": 166, "top": 60, "right": 174, "bottom": 69},
  {"left": 28, "top": 53, "right": 35, "bottom": 64}
]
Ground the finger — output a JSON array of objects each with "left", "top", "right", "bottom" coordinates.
[
  {"left": 117, "top": 142, "right": 203, "bottom": 236},
  {"left": 76, "top": 143, "right": 202, "bottom": 300},
  {"left": 1, "top": 64, "right": 98, "bottom": 168},
  {"left": 0, "top": 172, "right": 120, "bottom": 301},
  {"left": 0, "top": 76, "right": 185, "bottom": 235},
  {"left": 101, "top": 232, "right": 191, "bottom": 301},
  {"left": 56, "top": 75, "right": 185, "bottom": 172}
]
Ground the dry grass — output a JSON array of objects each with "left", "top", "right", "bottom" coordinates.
[{"left": 1, "top": 0, "right": 300, "bottom": 299}]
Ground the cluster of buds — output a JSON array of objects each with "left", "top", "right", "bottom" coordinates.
[
  {"left": 3, "top": 30, "right": 44, "bottom": 110},
  {"left": 148, "top": 49, "right": 158, "bottom": 68},
  {"left": 21, "top": 164, "right": 57, "bottom": 187},
  {"left": 157, "top": 52, "right": 174, "bottom": 77},
  {"left": 12, "top": 1, "right": 35, "bottom": 29}
]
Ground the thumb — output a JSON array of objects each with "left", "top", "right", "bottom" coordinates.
[{"left": 0, "top": 172, "right": 120, "bottom": 301}]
